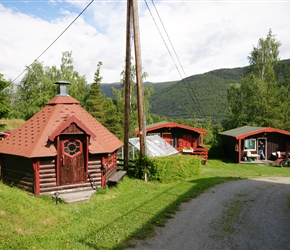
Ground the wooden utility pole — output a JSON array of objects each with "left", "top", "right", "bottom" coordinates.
[
  {"left": 123, "top": 0, "right": 132, "bottom": 170},
  {"left": 124, "top": 0, "right": 146, "bottom": 169},
  {"left": 132, "top": 0, "right": 146, "bottom": 158}
]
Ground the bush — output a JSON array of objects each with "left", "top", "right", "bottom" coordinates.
[
  {"left": 132, "top": 155, "right": 200, "bottom": 183},
  {"left": 208, "top": 145, "right": 224, "bottom": 159}
]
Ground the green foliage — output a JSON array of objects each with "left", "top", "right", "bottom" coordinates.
[
  {"left": 149, "top": 71, "right": 244, "bottom": 124},
  {"left": 99, "top": 57, "right": 290, "bottom": 128},
  {"left": 99, "top": 69, "right": 246, "bottom": 125},
  {"left": 0, "top": 74, "right": 12, "bottom": 119},
  {"left": 103, "top": 98, "right": 124, "bottom": 139},
  {"left": 224, "top": 30, "right": 286, "bottom": 130},
  {"left": 208, "top": 144, "right": 224, "bottom": 159},
  {"left": 110, "top": 59, "right": 154, "bottom": 139},
  {"left": 57, "top": 51, "right": 88, "bottom": 106},
  {"left": 85, "top": 62, "right": 106, "bottom": 124},
  {"left": 12, "top": 62, "right": 56, "bottom": 120},
  {"left": 0, "top": 118, "right": 25, "bottom": 131},
  {"left": 247, "top": 29, "right": 281, "bottom": 83},
  {"left": 12, "top": 51, "right": 89, "bottom": 120},
  {"left": 132, "top": 155, "right": 200, "bottom": 183}
]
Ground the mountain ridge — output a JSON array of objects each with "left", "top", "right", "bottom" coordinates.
[{"left": 99, "top": 59, "right": 290, "bottom": 124}]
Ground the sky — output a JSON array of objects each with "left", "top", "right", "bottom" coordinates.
[{"left": 1, "top": 0, "right": 290, "bottom": 84}]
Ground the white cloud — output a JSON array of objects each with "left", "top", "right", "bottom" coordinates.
[{"left": 0, "top": 1, "right": 290, "bottom": 84}]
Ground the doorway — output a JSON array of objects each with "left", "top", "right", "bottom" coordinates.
[
  {"left": 257, "top": 138, "right": 267, "bottom": 160},
  {"left": 59, "top": 136, "right": 86, "bottom": 185}
]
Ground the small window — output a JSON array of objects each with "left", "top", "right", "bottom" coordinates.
[
  {"left": 62, "top": 138, "right": 82, "bottom": 158},
  {"left": 244, "top": 138, "right": 256, "bottom": 151}
]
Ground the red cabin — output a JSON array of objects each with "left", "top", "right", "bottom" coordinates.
[
  {"left": 0, "top": 81, "right": 124, "bottom": 199},
  {"left": 135, "top": 121, "right": 208, "bottom": 160},
  {"left": 220, "top": 126, "right": 290, "bottom": 163}
]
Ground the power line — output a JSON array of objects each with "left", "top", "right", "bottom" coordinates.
[
  {"left": 144, "top": 0, "right": 207, "bottom": 120},
  {"left": 150, "top": 0, "right": 206, "bottom": 119},
  {"left": 12, "top": 0, "right": 95, "bottom": 83}
]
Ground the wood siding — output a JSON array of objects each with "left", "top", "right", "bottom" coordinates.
[
  {"left": 39, "top": 155, "right": 103, "bottom": 195},
  {"left": 105, "top": 152, "right": 119, "bottom": 184},
  {"left": 61, "top": 123, "right": 85, "bottom": 135},
  {"left": 39, "top": 158, "right": 57, "bottom": 193},
  {"left": 1, "top": 155, "right": 34, "bottom": 193},
  {"left": 147, "top": 127, "right": 208, "bottom": 160},
  {"left": 221, "top": 132, "right": 290, "bottom": 163},
  {"left": 148, "top": 127, "right": 202, "bottom": 150},
  {"left": 87, "top": 155, "right": 102, "bottom": 188},
  {"left": 220, "top": 135, "right": 238, "bottom": 162},
  {"left": 0, "top": 151, "right": 119, "bottom": 195}
]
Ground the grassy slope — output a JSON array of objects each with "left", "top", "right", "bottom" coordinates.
[
  {"left": 0, "top": 119, "right": 25, "bottom": 132},
  {"left": 1, "top": 160, "right": 290, "bottom": 249}
]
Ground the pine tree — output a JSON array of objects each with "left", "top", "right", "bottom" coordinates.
[{"left": 85, "top": 62, "right": 106, "bottom": 124}]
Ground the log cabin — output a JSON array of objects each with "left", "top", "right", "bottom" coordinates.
[{"left": 0, "top": 81, "right": 124, "bottom": 197}]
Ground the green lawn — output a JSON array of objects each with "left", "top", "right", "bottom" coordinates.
[{"left": 0, "top": 160, "right": 289, "bottom": 249}]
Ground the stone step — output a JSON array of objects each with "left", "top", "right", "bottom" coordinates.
[{"left": 52, "top": 189, "right": 96, "bottom": 204}]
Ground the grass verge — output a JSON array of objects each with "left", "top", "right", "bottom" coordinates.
[{"left": 0, "top": 159, "right": 289, "bottom": 249}]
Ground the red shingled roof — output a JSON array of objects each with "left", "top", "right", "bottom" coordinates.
[
  {"left": 0, "top": 95, "right": 123, "bottom": 158},
  {"left": 135, "top": 121, "right": 207, "bottom": 135}
]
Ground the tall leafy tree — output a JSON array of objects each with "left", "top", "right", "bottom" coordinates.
[
  {"left": 224, "top": 30, "right": 283, "bottom": 129},
  {"left": 13, "top": 61, "right": 55, "bottom": 120},
  {"left": 247, "top": 29, "right": 281, "bottom": 82},
  {"left": 276, "top": 60, "right": 290, "bottom": 130},
  {"left": 203, "top": 117, "right": 214, "bottom": 144},
  {"left": 13, "top": 51, "right": 89, "bottom": 120},
  {"left": 57, "top": 51, "right": 88, "bottom": 106}
]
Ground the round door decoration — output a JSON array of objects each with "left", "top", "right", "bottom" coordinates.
[{"left": 62, "top": 138, "right": 82, "bottom": 158}]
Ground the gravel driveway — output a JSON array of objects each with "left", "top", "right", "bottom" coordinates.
[{"left": 128, "top": 177, "right": 290, "bottom": 250}]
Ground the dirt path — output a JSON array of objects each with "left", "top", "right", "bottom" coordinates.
[{"left": 128, "top": 177, "right": 290, "bottom": 250}]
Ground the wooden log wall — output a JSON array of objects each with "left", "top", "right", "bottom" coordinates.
[
  {"left": 1, "top": 155, "right": 34, "bottom": 193},
  {"left": 39, "top": 157, "right": 57, "bottom": 194},
  {"left": 40, "top": 155, "right": 102, "bottom": 194},
  {"left": 88, "top": 155, "right": 102, "bottom": 188}
]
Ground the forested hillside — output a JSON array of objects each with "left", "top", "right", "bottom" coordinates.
[
  {"left": 99, "top": 59, "right": 290, "bottom": 125},
  {"left": 100, "top": 67, "right": 246, "bottom": 124},
  {"left": 149, "top": 67, "right": 246, "bottom": 124}
]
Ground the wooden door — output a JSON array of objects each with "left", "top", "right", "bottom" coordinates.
[
  {"left": 162, "top": 133, "right": 172, "bottom": 145},
  {"left": 60, "top": 137, "right": 85, "bottom": 185},
  {"left": 183, "top": 134, "right": 193, "bottom": 148}
]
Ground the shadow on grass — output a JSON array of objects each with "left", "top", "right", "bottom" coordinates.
[{"left": 78, "top": 176, "right": 242, "bottom": 249}]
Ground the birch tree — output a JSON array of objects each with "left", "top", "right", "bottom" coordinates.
[{"left": 225, "top": 30, "right": 283, "bottom": 129}]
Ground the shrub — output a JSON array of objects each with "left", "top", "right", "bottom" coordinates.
[
  {"left": 208, "top": 145, "right": 224, "bottom": 159},
  {"left": 132, "top": 155, "right": 200, "bottom": 183}
]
